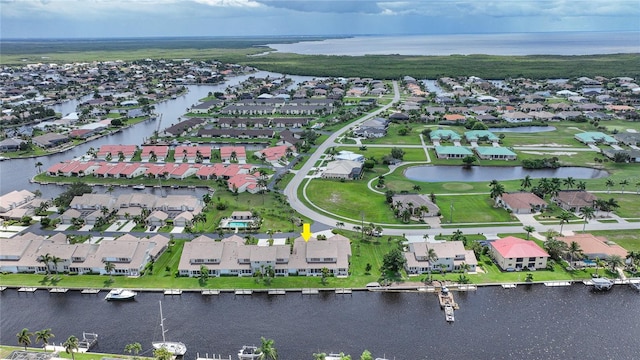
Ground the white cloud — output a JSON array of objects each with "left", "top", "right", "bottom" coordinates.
[{"left": 193, "top": 0, "right": 262, "bottom": 7}]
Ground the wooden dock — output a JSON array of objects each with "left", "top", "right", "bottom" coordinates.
[
  {"left": 164, "top": 289, "right": 182, "bottom": 295},
  {"left": 544, "top": 281, "right": 572, "bottom": 287},
  {"left": 81, "top": 289, "right": 100, "bottom": 294},
  {"left": 437, "top": 288, "right": 459, "bottom": 309},
  {"left": 234, "top": 290, "right": 253, "bottom": 295},
  {"left": 302, "top": 288, "right": 319, "bottom": 295},
  {"left": 202, "top": 289, "right": 220, "bottom": 295},
  {"left": 18, "top": 287, "right": 37, "bottom": 292},
  {"left": 268, "top": 289, "right": 286, "bottom": 295}
]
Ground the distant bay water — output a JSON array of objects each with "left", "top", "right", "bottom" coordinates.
[{"left": 267, "top": 32, "right": 640, "bottom": 56}]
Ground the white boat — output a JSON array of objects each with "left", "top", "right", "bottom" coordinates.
[
  {"left": 104, "top": 288, "right": 137, "bottom": 301},
  {"left": 132, "top": 184, "right": 146, "bottom": 190},
  {"left": 444, "top": 305, "right": 455, "bottom": 322},
  {"left": 152, "top": 301, "right": 187, "bottom": 356},
  {"left": 237, "top": 345, "right": 260, "bottom": 359},
  {"left": 591, "top": 277, "right": 614, "bottom": 291}
]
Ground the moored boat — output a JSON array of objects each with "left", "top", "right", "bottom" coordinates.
[
  {"left": 152, "top": 301, "right": 187, "bottom": 356},
  {"left": 591, "top": 277, "right": 614, "bottom": 291},
  {"left": 104, "top": 288, "right": 137, "bottom": 301},
  {"left": 237, "top": 345, "right": 260, "bottom": 359},
  {"left": 445, "top": 305, "right": 455, "bottom": 322}
]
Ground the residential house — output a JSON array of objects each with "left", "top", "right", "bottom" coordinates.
[
  {"left": 404, "top": 241, "right": 478, "bottom": 274},
  {"left": 434, "top": 146, "right": 473, "bottom": 159},
  {"left": 220, "top": 146, "right": 247, "bottom": 163},
  {"left": 557, "top": 233, "right": 627, "bottom": 266},
  {"left": 322, "top": 160, "right": 364, "bottom": 180},
  {"left": 391, "top": 194, "right": 440, "bottom": 218},
  {"left": 574, "top": 132, "right": 618, "bottom": 145},
  {"left": 496, "top": 192, "right": 547, "bottom": 214},
  {"left": 474, "top": 147, "right": 517, "bottom": 160},
  {"left": 490, "top": 236, "right": 549, "bottom": 271},
  {"left": 553, "top": 190, "right": 598, "bottom": 211}
]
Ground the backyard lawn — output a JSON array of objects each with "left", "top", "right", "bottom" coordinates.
[{"left": 436, "top": 194, "right": 516, "bottom": 224}]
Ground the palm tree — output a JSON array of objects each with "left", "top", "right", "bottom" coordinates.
[
  {"left": 489, "top": 182, "right": 505, "bottom": 200},
  {"left": 124, "top": 342, "right": 142, "bottom": 358},
  {"left": 563, "top": 177, "right": 575, "bottom": 189},
  {"left": 335, "top": 222, "right": 344, "bottom": 229},
  {"left": 16, "top": 328, "right": 33, "bottom": 350},
  {"left": 567, "top": 241, "right": 584, "bottom": 266},
  {"left": 576, "top": 181, "right": 587, "bottom": 191},
  {"left": 153, "top": 347, "right": 173, "bottom": 360},
  {"left": 579, "top": 206, "right": 595, "bottom": 231},
  {"left": 412, "top": 184, "right": 421, "bottom": 192},
  {"left": 64, "top": 336, "right": 79, "bottom": 360},
  {"left": 606, "top": 198, "right": 619, "bottom": 216},
  {"left": 607, "top": 255, "right": 625, "bottom": 274},
  {"left": 523, "top": 225, "right": 535, "bottom": 240},
  {"left": 35, "top": 161, "right": 43, "bottom": 174},
  {"left": 258, "top": 337, "right": 278, "bottom": 360},
  {"left": 594, "top": 257, "right": 603, "bottom": 277},
  {"left": 605, "top": 179, "right": 614, "bottom": 193},
  {"left": 35, "top": 329, "right": 55, "bottom": 351},
  {"left": 520, "top": 175, "right": 532, "bottom": 190},
  {"left": 313, "top": 353, "right": 327, "bottom": 360},
  {"left": 103, "top": 260, "right": 116, "bottom": 279},
  {"left": 426, "top": 247, "right": 438, "bottom": 282},
  {"left": 619, "top": 179, "right": 629, "bottom": 194},
  {"left": 557, "top": 211, "right": 572, "bottom": 235},
  {"left": 37, "top": 253, "right": 52, "bottom": 275}
]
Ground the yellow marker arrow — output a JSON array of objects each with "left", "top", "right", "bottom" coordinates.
[{"left": 301, "top": 223, "right": 312, "bottom": 242}]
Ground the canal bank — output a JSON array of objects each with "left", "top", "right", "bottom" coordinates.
[{"left": 1, "top": 285, "right": 639, "bottom": 359}]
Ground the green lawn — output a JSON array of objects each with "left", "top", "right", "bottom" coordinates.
[
  {"left": 0, "top": 346, "right": 149, "bottom": 360},
  {"left": 336, "top": 146, "right": 427, "bottom": 162},
  {"left": 361, "top": 123, "right": 424, "bottom": 145},
  {"left": 583, "top": 229, "right": 640, "bottom": 252},
  {"left": 437, "top": 195, "right": 516, "bottom": 224}
]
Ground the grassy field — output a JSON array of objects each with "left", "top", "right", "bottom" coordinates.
[
  {"left": 584, "top": 229, "right": 640, "bottom": 251},
  {"left": 436, "top": 195, "right": 516, "bottom": 224},
  {"left": 361, "top": 123, "right": 424, "bottom": 145},
  {"left": 335, "top": 146, "right": 427, "bottom": 162},
  {"left": 0, "top": 346, "right": 148, "bottom": 360}
]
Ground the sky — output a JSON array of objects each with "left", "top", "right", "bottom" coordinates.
[{"left": 1, "top": 0, "right": 639, "bottom": 39}]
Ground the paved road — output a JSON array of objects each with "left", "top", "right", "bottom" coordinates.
[
  {"left": 283, "top": 82, "right": 640, "bottom": 236},
  {"left": 284, "top": 81, "right": 400, "bottom": 231}
]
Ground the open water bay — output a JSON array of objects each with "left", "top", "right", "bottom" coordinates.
[{"left": 1, "top": 285, "right": 639, "bottom": 359}]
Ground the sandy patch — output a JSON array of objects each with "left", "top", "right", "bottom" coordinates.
[
  {"left": 521, "top": 151, "right": 577, "bottom": 156},
  {"left": 520, "top": 143, "right": 570, "bottom": 147},
  {"left": 329, "top": 193, "right": 340, "bottom": 203}
]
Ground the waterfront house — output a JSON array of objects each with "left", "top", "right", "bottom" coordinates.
[
  {"left": 403, "top": 241, "right": 477, "bottom": 275},
  {"left": 0, "top": 190, "right": 35, "bottom": 213},
  {"left": 434, "top": 146, "right": 473, "bottom": 159},
  {"left": 490, "top": 236, "right": 549, "bottom": 271},
  {"left": 220, "top": 146, "right": 247, "bottom": 163},
  {"left": 557, "top": 233, "right": 628, "bottom": 267},
  {"left": 254, "top": 145, "right": 294, "bottom": 163},
  {"left": 474, "top": 146, "right": 517, "bottom": 160},
  {"left": 430, "top": 129, "right": 461, "bottom": 143}
]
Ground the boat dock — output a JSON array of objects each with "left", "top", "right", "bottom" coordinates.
[
  {"left": 164, "top": 289, "right": 182, "bottom": 295},
  {"left": 437, "top": 288, "right": 459, "bottom": 309},
  {"left": 234, "top": 290, "right": 253, "bottom": 295},
  {"left": 302, "top": 288, "right": 319, "bottom": 295},
  {"left": 335, "top": 288, "right": 352, "bottom": 295},
  {"left": 81, "top": 289, "right": 101, "bottom": 294},
  {"left": 78, "top": 332, "right": 98, "bottom": 351},
  {"left": 18, "top": 287, "right": 37, "bottom": 292},
  {"left": 49, "top": 288, "right": 69, "bottom": 293},
  {"left": 544, "top": 281, "right": 572, "bottom": 287},
  {"left": 268, "top": 289, "right": 286, "bottom": 295},
  {"left": 502, "top": 284, "right": 517, "bottom": 289},
  {"left": 202, "top": 289, "right": 220, "bottom": 295},
  {"left": 196, "top": 353, "right": 232, "bottom": 360}
]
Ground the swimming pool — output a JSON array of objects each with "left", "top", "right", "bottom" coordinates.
[{"left": 228, "top": 221, "right": 249, "bottom": 228}]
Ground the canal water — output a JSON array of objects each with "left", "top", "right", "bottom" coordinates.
[
  {"left": 404, "top": 166, "right": 609, "bottom": 183},
  {"left": 1, "top": 286, "right": 639, "bottom": 359}
]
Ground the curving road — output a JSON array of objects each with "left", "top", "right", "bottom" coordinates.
[
  {"left": 284, "top": 81, "right": 640, "bottom": 237},
  {"left": 284, "top": 81, "right": 400, "bottom": 231}
]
